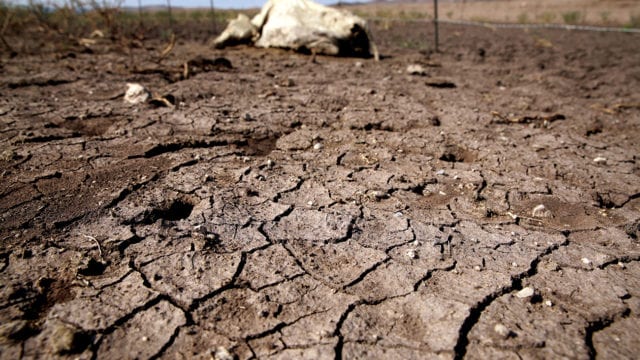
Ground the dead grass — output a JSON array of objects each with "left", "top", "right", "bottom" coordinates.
[{"left": 342, "top": 0, "right": 640, "bottom": 27}]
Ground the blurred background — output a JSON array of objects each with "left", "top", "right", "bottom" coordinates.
[{"left": 0, "top": 0, "right": 638, "bottom": 55}]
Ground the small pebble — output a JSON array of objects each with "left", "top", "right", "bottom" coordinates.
[
  {"left": 581, "top": 257, "right": 592, "bottom": 265},
  {"left": 618, "top": 262, "right": 626, "bottom": 269},
  {"left": 266, "top": 159, "right": 274, "bottom": 168},
  {"left": 473, "top": 265, "right": 482, "bottom": 271},
  {"left": 214, "top": 347, "right": 234, "bottom": 360},
  {"left": 406, "top": 64, "right": 427, "bottom": 76},
  {"left": 313, "top": 143, "right": 324, "bottom": 150},
  {"left": 436, "top": 169, "right": 446, "bottom": 176},
  {"left": 494, "top": 323, "right": 512, "bottom": 338},
  {"left": 124, "top": 83, "right": 150, "bottom": 104},
  {"left": 545, "top": 300, "right": 553, "bottom": 307},
  {"left": 406, "top": 249, "right": 417, "bottom": 259},
  {"left": 593, "top": 157, "right": 607, "bottom": 164},
  {"left": 516, "top": 287, "right": 535, "bottom": 298}
]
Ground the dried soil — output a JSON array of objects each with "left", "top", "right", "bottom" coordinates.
[{"left": 1, "top": 19, "right": 640, "bottom": 359}]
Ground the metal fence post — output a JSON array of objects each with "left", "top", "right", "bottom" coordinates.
[
  {"left": 210, "top": 0, "right": 216, "bottom": 33},
  {"left": 167, "top": 0, "right": 173, "bottom": 31},
  {"left": 434, "top": 0, "right": 439, "bottom": 52}
]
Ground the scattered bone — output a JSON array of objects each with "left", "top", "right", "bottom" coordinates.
[
  {"left": 159, "top": 33, "right": 176, "bottom": 60},
  {"left": 90, "top": 29, "right": 104, "bottom": 38},
  {"left": 149, "top": 94, "right": 175, "bottom": 108},
  {"left": 531, "top": 204, "right": 552, "bottom": 218}
]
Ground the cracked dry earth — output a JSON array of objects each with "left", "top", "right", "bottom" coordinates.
[{"left": 1, "top": 22, "right": 640, "bottom": 359}]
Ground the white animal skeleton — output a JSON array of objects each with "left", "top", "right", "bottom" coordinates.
[{"left": 214, "top": 0, "right": 378, "bottom": 60}]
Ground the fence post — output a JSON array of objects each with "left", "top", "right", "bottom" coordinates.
[
  {"left": 210, "top": 0, "right": 216, "bottom": 33},
  {"left": 434, "top": 0, "right": 439, "bottom": 52},
  {"left": 167, "top": 0, "right": 173, "bottom": 31}
]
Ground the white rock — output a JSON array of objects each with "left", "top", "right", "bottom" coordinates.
[
  {"left": 516, "top": 287, "right": 535, "bottom": 298},
  {"left": 406, "top": 64, "right": 427, "bottom": 76},
  {"left": 214, "top": 347, "right": 234, "bottom": 360},
  {"left": 581, "top": 257, "right": 592, "bottom": 265},
  {"left": 545, "top": 300, "right": 553, "bottom": 307},
  {"left": 494, "top": 323, "right": 511, "bottom": 338},
  {"left": 406, "top": 249, "right": 417, "bottom": 259},
  {"left": 124, "top": 83, "right": 150, "bottom": 104},
  {"left": 313, "top": 143, "right": 324, "bottom": 150},
  {"left": 593, "top": 157, "right": 607, "bottom": 164},
  {"left": 531, "top": 204, "right": 552, "bottom": 218}
]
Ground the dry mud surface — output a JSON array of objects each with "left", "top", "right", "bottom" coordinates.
[{"left": 1, "top": 21, "right": 640, "bottom": 359}]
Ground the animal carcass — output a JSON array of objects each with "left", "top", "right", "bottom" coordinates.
[{"left": 213, "top": 0, "right": 378, "bottom": 60}]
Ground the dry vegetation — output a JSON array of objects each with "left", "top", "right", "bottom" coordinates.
[
  {"left": 344, "top": 0, "right": 640, "bottom": 28},
  {"left": 1, "top": 0, "right": 639, "bottom": 56}
]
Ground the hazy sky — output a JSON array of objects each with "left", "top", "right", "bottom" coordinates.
[
  {"left": 6, "top": 0, "right": 370, "bottom": 9},
  {"left": 121, "top": 0, "right": 368, "bottom": 9}
]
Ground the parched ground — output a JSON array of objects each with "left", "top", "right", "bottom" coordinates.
[{"left": 1, "top": 18, "right": 640, "bottom": 359}]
